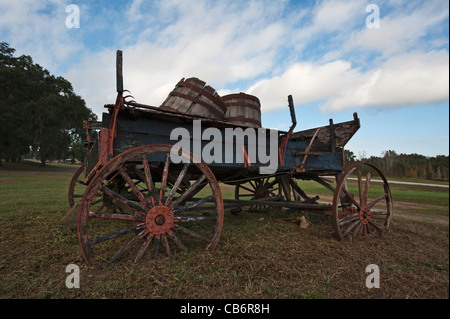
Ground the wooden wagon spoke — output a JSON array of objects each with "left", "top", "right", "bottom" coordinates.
[
  {"left": 332, "top": 162, "right": 393, "bottom": 241},
  {"left": 265, "top": 178, "right": 279, "bottom": 188},
  {"left": 238, "top": 184, "right": 254, "bottom": 193},
  {"left": 165, "top": 163, "right": 190, "bottom": 205},
  {"left": 134, "top": 234, "right": 154, "bottom": 264},
  {"left": 172, "top": 205, "right": 217, "bottom": 212},
  {"left": 370, "top": 214, "right": 389, "bottom": 220},
  {"left": 104, "top": 171, "right": 121, "bottom": 186},
  {"left": 371, "top": 210, "right": 388, "bottom": 215},
  {"left": 342, "top": 187, "right": 361, "bottom": 210},
  {"left": 370, "top": 223, "right": 377, "bottom": 234},
  {"left": 238, "top": 193, "right": 255, "bottom": 197},
  {"left": 117, "top": 167, "right": 148, "bottom": 208},
  {"left": 89, "top": 223, "right": 145, "bottom": 245},
  {"left": 357, "top": 172, "right": 364, "bottom": 206},
  {"left": 352, "top": 223, "right": 363, "bottom": 238},
  {"left": 167, "top": 229, "right": 187, "bottom": 251},
  {"left": 342, "top": 219, "right": 360, "bottom": 237},
  {"left": 235, "top": 177, "right": 283, "bottom": 213},
  {"left": 368, "top": 220, "right": 382, "bottom": 233},
  {"left": 363, "top": 172, "right": 371, "bottom": 206},
  {"left": 109, "top": 230, "right": 148, "bottom": 263},
  {"left": 346, "top": 167, "right": 357, "bottom": 178},
  {"left": 152, "top": 236, "right": 161, "bottom": 259},
  {"left": 268, "top": 187, "right": 280, "bottom": 196},
  {"left": 368, "top": 193, "right": 388, "bottom": 209},
  {"left": 88, "top": 211, "right": 145, "bottom": 222},
  {"left": 78, "top": 144, "right": 224, "bottom": 265},
  {"left": 91, "top": 198, "right": 103, "bottom": 206},
  {"left": 338, "top": 212, "right": 359, "bottom": 226},
  {"left": 175, "top": 216, "right": 217, "bottom": 222},
  {"left": 161, "top": 234, "right": 171, "bottom": 256},
  {"left": 101, "top": 185, "right": 146, "bottom": 214},
  {"left": 173, "top": 195, "right": 214, "bottom": 214},
  {"left": 173, "top": 224, "right": 211, "bottom": 243},
  {"left": 169, "top": 175, "right": 206, "bottom": 210},
  {"left": 362, "top": 224, "right": 368, "bottom": 235},
  {"left": 68, "top": 163, "right": 87, "bottom": 207},
  {"left": 94, "top": 203, "right": 105, "bottom": 213},
  {"left": 142, "top": 154, "right": 157, "bottom": 206},
  {"left": 159, "top": 152, "right": 171, "bottom": 204}
]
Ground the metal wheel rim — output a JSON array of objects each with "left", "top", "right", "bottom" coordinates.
[
  {"left": 332, "top": 162, "right": 393, "bottom": 240},
  {"left": 77, "top": 144, "right": 224, "bottom": 265}
]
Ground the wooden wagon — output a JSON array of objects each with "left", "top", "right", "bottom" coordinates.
[{"left": 69, "top": 51, "right": 393, "bottom": 265}]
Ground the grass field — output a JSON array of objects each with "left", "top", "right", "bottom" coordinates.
[{"left": 0, "top": 160, "right": 448, "bottom": 300}]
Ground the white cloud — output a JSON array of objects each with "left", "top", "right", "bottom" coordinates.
[
  {"left": 1, "top": 0, "right": 448, "bottom": 120},
  {"left": 247, "top": 50, "right": 449, "bottom": 113},
  {"left": 312, "top": 0, "right": 362, "bottom": 31},
  {"left": 247, "top": 60, "right": 359, "bottom": 111},
  {"left": 321, "top": 50, "right": 449, "bottom": 111},
  {"left": 63, "top": 0, "right": 289, "bottom": 116},
  {"left": 344, "top": 0, "right": 449, "bottom": 58},
  {"left": 0, "top": 0, "right": 84, "bottom": 73},
  {"left": 246, "top": 1, "right": 449, "bottom": 113},
  {"left": 63, "top": 49, "right": 117, "bottom": 114}
]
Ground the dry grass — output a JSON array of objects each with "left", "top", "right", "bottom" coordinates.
[{"left": 0, "top": 161, "right": 448, "bottom": 300}]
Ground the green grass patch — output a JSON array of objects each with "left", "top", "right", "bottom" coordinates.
[{"left": 0, "top": 162, "right": 448, "bottom": 299}]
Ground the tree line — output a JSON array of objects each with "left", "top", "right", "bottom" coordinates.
[
  {"left": 345, "top": 149, "right": 449, "bottom": 181},
  {"left": 0, "top": 42, "right": 96, "bottom": 166}
]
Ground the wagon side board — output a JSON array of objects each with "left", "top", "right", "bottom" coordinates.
[
  {"left": 290, "top": 113, "right": 360, "bottom": 150},
  {"left": 102, "top": 110, "right": 280, "bottom": 181},
  {"left": 95, "top": 107, "right": 353, "bottom": 182}
]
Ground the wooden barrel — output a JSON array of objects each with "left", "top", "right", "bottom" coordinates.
[
  {"left": 159, "top": 77, "right": 226, "bottom": 120},
  {"left": 222, "top": 93, "right": 262, "bottom": 127}
]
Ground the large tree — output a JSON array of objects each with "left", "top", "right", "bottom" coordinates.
[{"left": 0, "top": 42, "right": 96, "bottom": 165}]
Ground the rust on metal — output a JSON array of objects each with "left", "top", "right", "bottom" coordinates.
[
  {"left": 77, "top": 144, "right": 224, "bottom": 266},
  {"left": 332, "top": 162, "right": 393, "bottom": 240},
  {"left": 145, "top": 206, "right": 175, "bottom": 236}
]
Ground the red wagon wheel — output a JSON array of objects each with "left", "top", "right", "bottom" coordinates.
[
  {"left": 332, "top": 162, "right": 393, "bottom": 240},
  {"left": 78, "top": 144, "right": 224, "bottom": 265},
  {"left": 234, "top": 177, "right": 282, "bottom": 213},
  {"left": 68, "top": 163, "right": 87, "bottom": 208}
]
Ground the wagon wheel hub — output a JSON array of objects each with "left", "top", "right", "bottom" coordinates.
[
  {"left": 254, "top": 187, "right": 270, "bottom": 199},
  {"left": 359, "top": 206, "right": 371, "bottom": 225},
  {"left": 145, "top": 205, "right": 175, "bottom": 235}
]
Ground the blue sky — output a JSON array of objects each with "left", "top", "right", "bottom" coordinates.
[{"left": 0, "top": 0, "right": 448, "bottom": 158}]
